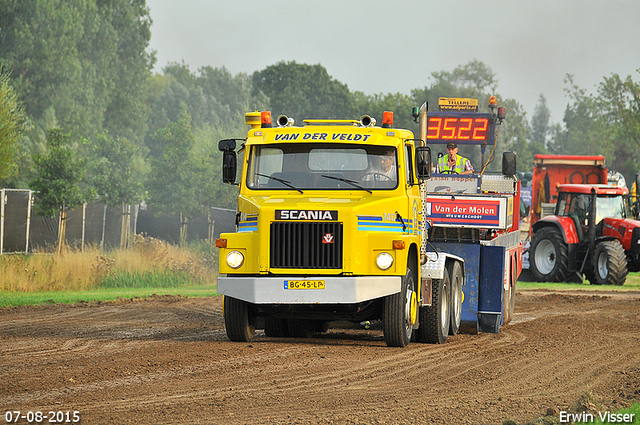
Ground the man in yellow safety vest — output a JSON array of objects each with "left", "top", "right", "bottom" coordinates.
[{"left": 438, "top": 142, "right": 474, "bottom": 174}]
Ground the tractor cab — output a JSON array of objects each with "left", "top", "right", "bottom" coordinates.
[
  {"left": 530, "top": 184, "right": 640, "bottom": 285},
  {"left": 554, "top": 184, "right": 633, "bottom": 242}
]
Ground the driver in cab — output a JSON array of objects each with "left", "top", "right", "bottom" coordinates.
[
  {"left": 362, "top": 149, "right": 397, "bottom": 183},
  {"left": 438, "top": 142, "right": 474, "bottom": 174}
]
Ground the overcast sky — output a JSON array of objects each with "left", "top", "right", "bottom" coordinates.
[{"left": 146, "top": 0, "right": 640, "bottom": 123}]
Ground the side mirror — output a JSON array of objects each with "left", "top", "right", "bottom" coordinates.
[
  {"left": 219, "top": 139, "right": 238, "bottom": 184},
  {"left": 502, "top": 151, "right": 517, "bottom": 176},
  {"left": 415, "top": 146, "right": 432, "bottom": 180}
]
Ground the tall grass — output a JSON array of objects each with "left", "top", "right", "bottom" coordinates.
[{"left": 0, "top": 235, "right": 218, "bottom": 292}]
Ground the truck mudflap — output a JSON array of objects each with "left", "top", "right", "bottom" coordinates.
[
  {"left": 217, "top": 276, "right": 402, "bottom": 304},
  {"left": 427, "top": 234, "right": 518, "bottom": 335}
]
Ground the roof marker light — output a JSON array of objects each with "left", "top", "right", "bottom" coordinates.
[
  {"left": 261, "top": 111, "right": 272, "bottom": 128},
  {"left": 382, "top": 111, "right": 393, "bottom": 128},
  {"left": 497, "top": 106, "right": 506, "bottom": 121}
]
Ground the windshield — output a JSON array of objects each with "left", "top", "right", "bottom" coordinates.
[
  {"left": 596, "top": 195, "right": 629, "bottom": 223},
  {"left": 246, "top": 143, "right": 398, "bottom": 191}
]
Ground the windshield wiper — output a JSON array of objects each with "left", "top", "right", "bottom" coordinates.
[
  {"left": 255, "top": 173, "right": 303, "bottom": 194},
  {"left": 321, "top": 174, "right": 372, "bottom": 194}
]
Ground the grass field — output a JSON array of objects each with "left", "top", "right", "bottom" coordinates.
[
  {"left": 0, "top": 285, "right": 219, "bottom": 308},
  {"left": 1, "top": 237, "right": 639, "bottom": 308},
  {"left": 0, "top": 236, "right": 219, "bottom": 307},
  {"left": 518, "top": 271, "right": 640, "bottom": 292}
]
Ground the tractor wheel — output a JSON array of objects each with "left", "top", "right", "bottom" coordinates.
[
  {"left": 448, "top": 261, "right": 463, "bottom": 336},
  {"left": 224, "top": 296, "right": 256, "bottom": 342},
  {"left": 264, "top": 315, "right": 289, "bottom": 337},
  {"left": 415, "top": 271, "right": 450, "bottom": 344},
  {"left": 529, "top": 227, "right": 569, "bottom": 282},
  {"left": 592, "top": 240, "right": 628, "bottom": 286},
  {"left": 383, "top": 265, "right": 417, "bottom": 347}
]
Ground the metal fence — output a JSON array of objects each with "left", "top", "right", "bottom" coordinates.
[{"left": 0, "top": 189, "right": 236, "bottom": 254}]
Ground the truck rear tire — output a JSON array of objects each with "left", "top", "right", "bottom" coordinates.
[
  {"left": 415, "top": 273, "right": 450, "bottom": 344},
  {"left": 530, "top": 226, "right": 569, "bottom": 282},
  {"left": 224, "top": 296, "right": 256, "bottom": 342},
  {"left": 383, "top": 266, "right": 416, "bottom": 347},
  {"left": 448, "top": 261, "right": 463, "bottom": 335},
  {"left": 592, "top": 240, "right": 628, "bottom": 286}
]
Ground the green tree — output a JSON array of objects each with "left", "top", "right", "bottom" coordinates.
[
  {"left": 146, "top": 108, "right": 201, "bottom": 244},
  {"left": 194, "top": 123, "right": 241, "bottom": 210},
  {"left": 353, "top": 91, "right": 416, "bottom": 130},
  {"left": 530, "top": 94, "right": 551, "bottom": 153},
  {"left": 101, "top": 0, "right": 155, "bottom": 142},
  {"left": 252, "top": 61, "right": 355, "bottom": 123},
  {"left": 191, "top": 123, "right": 241, "bottom": 241},
  {"left": 29, "top": 129, "right": 89, "bottom": 252},
  {"left": 0, "top": 71, "right": 28, "bottom": 180},
  {"left": 146, "top": 63, "right": 267, "bottom": 158},
  {"left": 87, "top": 133, "right": 144, "bottom": 247},
  {"left": 411, "top": 60, "right": 523, "bottom": 172},
  {"left": 0, "top": 0, "right": 153, "bottom": 143},
  {"left": 552, "top": 75, "right": 611, "bottom": 159},
  {"left": 595, "top": 71, "right": 640, "bottom": 181},
  {"left": 412, "top": 59, "right": 499, "bottom": 111},
  {"left": 498, "top": 98, "right": 533, "bottom": 172}
]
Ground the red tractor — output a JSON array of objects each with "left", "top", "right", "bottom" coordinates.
[{"left": 529, "top": 184, "right": 640, "bottom": 285}]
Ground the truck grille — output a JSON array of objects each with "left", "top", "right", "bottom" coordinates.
[{"left": 270, "top": 222, "right": 343, "bottom": 269}]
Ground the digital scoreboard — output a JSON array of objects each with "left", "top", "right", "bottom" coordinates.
[
  {"left": 425, "top": 97, "right": 496, "bottom": 145},
  {"left": 425, "top": 112, "right": 495, "bottom": 145}
]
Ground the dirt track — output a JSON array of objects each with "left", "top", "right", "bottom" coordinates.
[{"left": 1, "top": 290, "right": 639, "bottom": 424}]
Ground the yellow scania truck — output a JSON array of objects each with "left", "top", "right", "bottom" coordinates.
[{"left": 216, "top": 98, "right": 522, "bottom": 347}]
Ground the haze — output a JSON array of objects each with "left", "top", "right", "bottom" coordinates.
[{"left": 146, "top": 0, "right": 640, "bottom": 123}]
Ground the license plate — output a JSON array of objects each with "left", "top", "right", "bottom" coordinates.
[{"left": 284, "top": 280, "right": 325, "bottom": 290}]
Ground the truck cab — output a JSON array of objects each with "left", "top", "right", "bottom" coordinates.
[
  {"left": 216, "top": 99, "right": 521, "bottom": 347},
  {"left": 217, "top": 112, "right": 433, "bottom": 346}
]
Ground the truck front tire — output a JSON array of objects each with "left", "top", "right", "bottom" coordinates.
[
  {"left": 383, "top": 266, "right": 416, "bottom": 347},
  {"left": 224, "top": 296, "right": 256, "bottom": 342}
]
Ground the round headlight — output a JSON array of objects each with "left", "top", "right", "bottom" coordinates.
[
  {"left": 376, "top": 252, "right": 394, "bottom": 270},
  {"left": 226, "top": 251, "right": 245, "bottom": 269}
]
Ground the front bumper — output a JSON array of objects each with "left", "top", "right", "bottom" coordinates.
[{"left": 217, "top": 276, "right": 402, "bottom": 304}]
